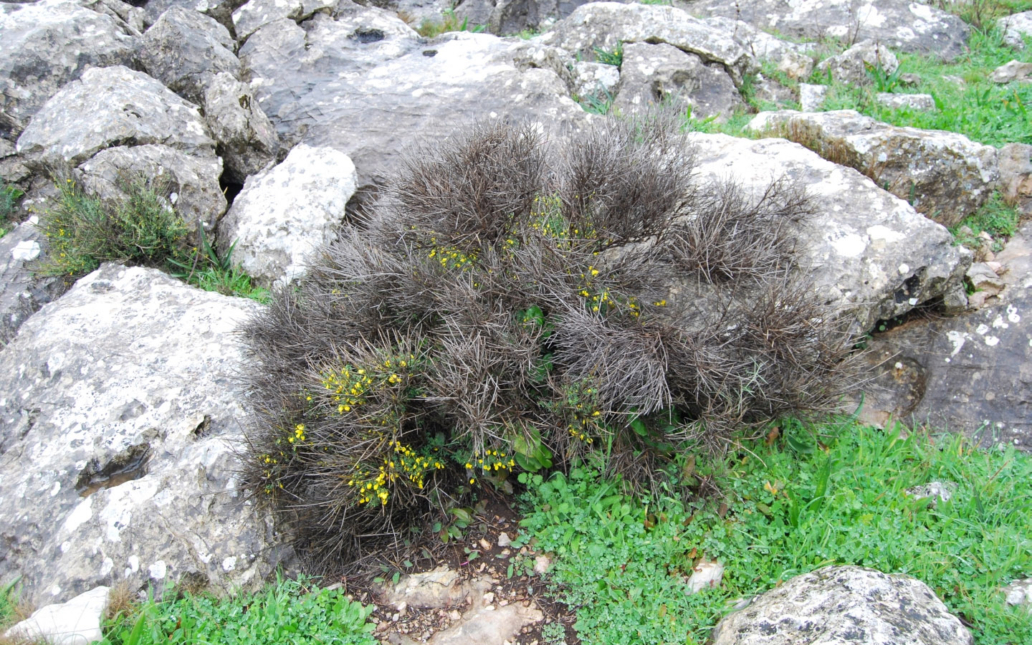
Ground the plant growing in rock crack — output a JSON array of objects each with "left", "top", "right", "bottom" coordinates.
[{"left": 239, "top": 114, "right": 859, "bottom": 575}]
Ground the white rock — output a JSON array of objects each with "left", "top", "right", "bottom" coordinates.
[
  {"left": 497, "top": 532, "right": 511, "bottom": 547},
  {"left": 686, "top": 560, "right": 724, "bottom": 594},
  {"left": 906, "top": 481, "right": 955, "bottom": 507},
  {"left": 218, "top": 143, "right": 358, "bottom": 288},
  {"left": 533, "top": 555, "right": 551, "bottom": 575},
  {"left": 990, "top": 60, "right": 1032, "bottom": 84},
  {"left": 799, "top": 83, "right": 827, "bottom": 112},
  {"left": 999, "top": 11, "right": 1032, "bottom": 49},
  {"left": 4, "top": 586, "right": 110, "bottom": 645},
  {"left": 876, "top": 93, "right": 936, "bottom": 112}
]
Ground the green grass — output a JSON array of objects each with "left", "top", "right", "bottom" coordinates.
[
  {"left": 951, "top": 192, "right": 1021, "bottom": 248},
  {"left": 99, "top": 575, "right": 376, "bottom": 645},
  {"left": 0, "top": 578, "right": 20, "bottom": 632},
  {"left": 0, "top": 183, "right": 24, "bottom": 239},
  {"left": 519, "top": 419, "right": 1032, "bottom": 644},
  {"left": 416, "top": 9, "right": 484, "bottom": 38},
  {"left": 813, "top": 27, "right": 1032, "bottom": 147},
  {"left": 168, "top": 230, "right": 270, "bottom": 303}
]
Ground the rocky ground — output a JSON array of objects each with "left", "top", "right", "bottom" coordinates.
[{"left": 2, "top": 0, "right": 1032, "bottom": 642}]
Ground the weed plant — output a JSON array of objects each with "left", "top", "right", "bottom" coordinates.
[
  {"left": 168, "top": 229, "right": 270, "bottom": 303},
  {"left": 240, "top": 116, "right": 858, "bottom": 573},
  {"left": 416, "top": 8, "right": 484, "bottom": 38},
  {"left": 520, "top": 420, "right": 1032, "bottom": 644},
  {"left": 0, "top": 184, "right": 23, "bottom": 238},
  {"left": 951, "top": 192, "right": 1021, "bottom": 247},
  {"left": 98, "top": 575, "right": 376, "bottom": 645}
]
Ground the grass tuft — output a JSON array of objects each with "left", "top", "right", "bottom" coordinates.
[{"left": 415, "top": 8, "right": 485, "bottom": 38}]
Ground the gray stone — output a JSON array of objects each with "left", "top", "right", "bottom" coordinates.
[
  {"left": 747, "top": 110, "right": 999, "bottom": 227},
  {"left": 859, "top": 243, "right": 1032, "bottom": 447},
  {"left": 875, "top": 92, "right": 936, "bottom": 112},
  {"left": 0, "top": 218, "right": 69, "bottom": 346},
  {"left": 85, "top": 0, "right": 147, "bottom": 35},
  {"left": 538, "top": 2, "right": 757, "bottom": 85},
  {"left": 689, "top": 133, "right": 969, "bottom": 332},
  {"left": 571, "top": 61, "right": 620, "bottom": 99},
  {"left": 0, "top": 264, "right": 295, "bottom": 608},
  {"left": 1003, "top": 578, "right": 1032, "bottom": 609},
  {"left": 0, "top": 138, "right": 30, "bottom": 184},
  {"left": 218, "top": 143, "right": 357, "bottom": 288},
  {"left": 233, "top": 0, "right": 339, "bottom": 40},
  {"left": 699, "top": 15, "right": 814, "bottom": 79},
  {"left": 799, "top": 83, "right": 826, "bottom": 112},
  {"left": 906, "top": 481, "right": 955, "bottom": 507},
  {"left": 141, "top": 0, "right": 247, "bottom": 33},
  {"left": 998, "top": 143, "right": 1032, "bottom": 218},
  {"left": 139, "top": 6, "right": 240, "bottom": 104},
  {"left": 815, "top": 39, "right": 898, "bottom": 86},
  {"left": 686, "top": 0, "right": 969, "bottom": 61},
  {"left": 686, "top": 560, "right": 724, "bottom": 594},
  {"left": 966, "top": 261, "right": 1005, "bottom": 296},
  {"left": 753, "top": 75, "right": 796, "bottom": 109},
  {"left": 386, "top": 566, "right": 469, "bottom": 609},
  {"left": 428, "top": 601, "right": 542, "bottom": 644},
  {"left": 0, "top": 0, "right": 138, "bottom": 140},
  {"left": 203, "top": 72, "right": 280, "bottom": 183},
  {"left": 990, "top": 60, "right": 1032, "bottom": 84},
  {"left": 613, "top": 42, "right": 742, "bottom": 120},
  {"left": 4, "top": 586, "right": 109, "bottom": 645},
  {"left": 74, "top": 144, "right": 227, "bottom": 235},
  {"left": 999, "top": 10, "right": 1032, "bottom": 49},
  {"left": 15, "top": 66, "right": 216, "bottom": 171},
  {"left": 711, "top": 566, "right": 972, "bottom": 645},
  {"left": 242, "top": 11, "right": 588, "bottom": 190}
]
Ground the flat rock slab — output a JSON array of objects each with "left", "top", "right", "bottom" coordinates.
[
  {"left": 747, "top": 110, "right": 999, "bottom": 227},
  {"left": 0, "top": 265, "right": 293, "bottom": 607},
  {"left": 688, "top": 133, "right": 969, "bottom": 332},
  {"left": 711, "top": 566, "right": 972, "bottom": 645},
  {"left": 860, "top": 241, "right": 1032, "bottom": 448},
  {"left": 539, "top": 2, "right": 755, "bottom": 84},
  {"left": 686, "top": 0, "right": 969, "bottom": 61},
  {"left": 15, "top": 65, "right": 215, "bottom": 170},
  {"left": 0, "top": 0, "right": 138, "bottom": 140},
  {"left": 242, "top": 9, "right": 589, "bottom": 189},
  {"left": 4, "top": 585, "right": 109, "bottom": 645}
]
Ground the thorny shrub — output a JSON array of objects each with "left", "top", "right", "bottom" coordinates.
[{"left": 240, "top": 115, "right": 858, "bottom": 573}]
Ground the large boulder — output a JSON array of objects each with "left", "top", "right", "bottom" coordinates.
[
  {"left": 613, "top": 41, "right": 742, "bottom": 120},
  {"left": 538, "top": 2, "right": 756, "bottom": 85},
  {"left": 217, "top": 143, "right": 358, "bottom": 287},
  {"left": 0, "top": 0, "right": 138, "bottom": 140},
  {"left": 202, "top": 72, "right": 280, "bottom": 183},
  {"left": 711, "top": 566, "right": 972, "bottom": 645},
  {"left": 74, "top": 144, "right": 227, "bottom": 233},
  {"left": 232, "top": 0, "right": 339, "bottom": 40},
  {"left": 859, "top": 220, "right": 1032, "bottom": 447},
  {"left": 815, "top": 39, "right": 899, "bottom": 86},
  {"left": 699, "top": 16, "right": 814, "bottom": 80},
  {"left": 0, "top": 264, "right": 295, "bottom": 608},
  {"left": 0, "top": 218, "right": 69, "bottom": 345},
  {"left": 688, "top": 133, "right": 970, "bottom": 332},
  {"left": 999, "top": 10, "right": 1032, "bottom": 49},
  {"left": 686, "top": 0, "right": 969, "bottom": 61},
  {"left": 487, "top": 0, "right": 592, "bottom": 35},
  {"left": 241, "top": 6, "right": 589, "bottom": 189},
  {"left": 15, "top": 66, "right": 216, "bottom": 170},
  {"left": 747, "top": 110, "right": 999, "bottom": 227},
  {"left": 139, "top": 6, "right": 241, "bottom": 105},
  {"left": 141, "top": 0, "right": 247, "bottom": 33}
]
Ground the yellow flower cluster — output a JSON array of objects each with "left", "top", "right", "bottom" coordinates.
[
  {"left": 287, "top": 423, "right": 306, "bottom": 444},
  {"left": 427, "top": 236, "right": 477, "bottom": 271},
  {"left": 348, "top": 440, "right": 445, "bottom": 505},
  {"left": 321, "top": 366, "right": 373, "bottom": 415}
]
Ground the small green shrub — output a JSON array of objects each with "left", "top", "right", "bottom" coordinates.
[
  {"left": 950, "top": 191, "right": 1020, "bottom": 248},
  {"left": 39, "top": 178, "right": 190, "bottom": 277},
  {"left": 594, "top": 41, "right": 623, "bottom": 66},
  {"left": 0, "top": 183, "right": 25, "bottom": 238},
  {"left": 416, "top": 8, "right": 484, "bottom": 38},
  {"left": 0, "top": 578, "right": 21, "bottom": 632},
  {"left": 168, "top": 229, "right": 270, "bottom": 303},
  {"left": 520, "top": 420, "right": 1032, "bottom": 644},
  {"left": 241, "top": 116, "right": 857, "bottom": 573},
  {"left": 99, "top": 575, "right": 376, "bottom": 645}
]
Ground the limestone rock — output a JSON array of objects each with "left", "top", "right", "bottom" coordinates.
[
  {"left": 799, "top": 83, "right": 826, "bottom": 112},
  {"left": 689, "top": 133, "right": 969, "bottom": 332},
  {"left": 141, "top": 0, "right": 247, "bottom": 32},
  {"left": 1004, "top": 578, "right": 1032, "bottom": 609},
  {"left": 571, "top": 61, "right": 620, "bottom": 99},
  {"left": 15, "top": 66, "right": 216, "bottom": 170},
  {"left": 815, "top": 39, "right": 898, "bottom": 86},
  {"left": 686, "top": 0, "right": 969, "bottom": 60},
  {"left": 74, "top": 144, "right": 227, "bottom": 235},
  {"left": 488, "top": 0, "right": 592, "bottom": 36},
  {"left": 700, "top": 16, "right": 813, "bottom": 80},
  {"left": 85, "top": 0, "right": 147, "bottom": 36},
  {"left": 906, "top": 481, "right": 955, "bottom": 507},
  {"left": 686, "top": 560, "right": 724, "bottom": 594},
  {"left": 386, "top": 566, "right": 469, "bottom": 609},
  {"left": 0, "top": 264, "right": 294, "bottom": 608},
  {"left": 217, "top": 143, "right": 357, "bottom": 287},
  {"left": 4, "top": 586, "right": 109, "bottom": 645},
  {"left": 711, "top": 566, "right": 972, "bottom": 645},
  {"left": 139, "top": 6, "right": 240, "bottom": 104},
  {"left": 875, "top": 93, "right": 936, "bottom": 112},
  {"left": 233, "top": 0, "right": 339, "bottom": 40},
  {"left": 614, "top": 42, "right": 742, "bottom": 120},
  {"left": 999, "top": 10, "right": 1032, "bottom": 49},
  {"left": 0, "top": 218, "right": 69, "bottom": 345},
  {"left": 203, "top": 72, "right": 280, "bottom": 183},
  {"left": 242, "top": 11, "right": 588, "bottom": 189},
  {"left": 990, "top": 60, "right": 1032, "bottom": 84},
  {"left": 998, "top": 143, "right": 1032, "bottom": 218},
  {"left": 753, "top": 76, "right": 795, "bottom": 109},
  {"left": 539, "top": 2, "right": 757, "bottom": 85},
  {"left": 429, "top": 601, "right": 543, "bottom": 644},
  {"left": 0, "top": 0, "right": 138, "bottom": 140},
  {"left": 859, "top": 244, "right": 1032, "bottom": 447},
  {"left": 966, "top": 262, "right": 1005, "bottom": 297},
  {"left": 747, "top": 110, "right": 999, "bottom": 226}
]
